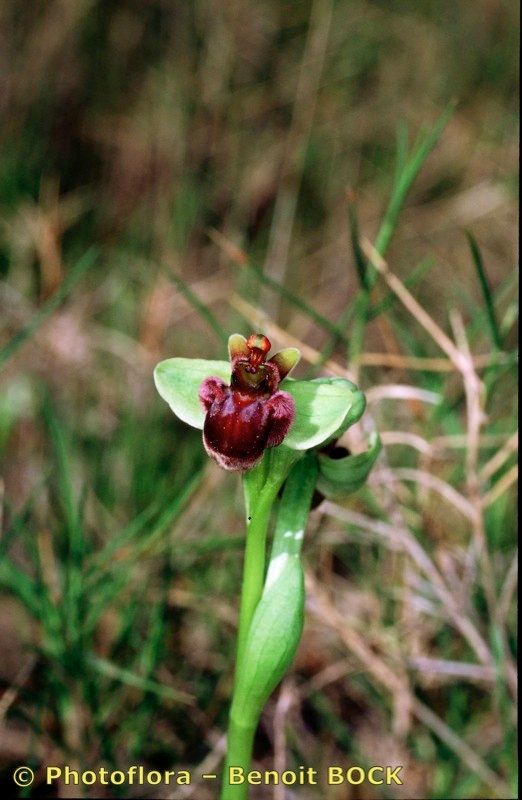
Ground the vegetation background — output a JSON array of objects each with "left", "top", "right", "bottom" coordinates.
[{"left": 0, "top": 1, "right": 518, "bottom": 798}]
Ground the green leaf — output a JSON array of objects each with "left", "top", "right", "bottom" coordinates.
[
  {"left": 154, "top": 359, "right": 366, "bottom": 450},
  {"left": 317, "top": 431, "right": 382, "bottom": 497},
  {"left": 230, "top": 553, "right": 304, "bottom": 725},
  {"left": 154, "top": 358, "right": 231, "bottom": 429},
  {"left": 269, "top": 452, "right": 318, "bottom": 561}
]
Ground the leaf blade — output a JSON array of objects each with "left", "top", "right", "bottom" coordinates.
[{"left": 318, "top": 431, "right": 382, "bottom": 496}]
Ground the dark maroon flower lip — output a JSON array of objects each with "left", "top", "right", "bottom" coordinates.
[{"left": 198, "top": 334, "right": 299, "bottom": 471}]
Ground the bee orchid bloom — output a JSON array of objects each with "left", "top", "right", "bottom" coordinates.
[
  {"left": 199, "top": 334, "right": 299, "bottom": 471},
  {"left": 154, "top": 333, "right": 368, "bottom": 475}
]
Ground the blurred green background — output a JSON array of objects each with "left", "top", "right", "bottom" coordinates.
[{"left": 0, "top": 1, "right": 518, "bottom": 798}]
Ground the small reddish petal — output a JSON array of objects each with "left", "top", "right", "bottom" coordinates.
[
  {"left": 265, "top": 390, "right": 295, "bottom": 447},
  {"left": 199, "top": 377, "right": 227, "bottom": 411}
]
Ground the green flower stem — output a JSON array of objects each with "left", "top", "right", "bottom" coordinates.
[
  {"left": 235, "top": 447, "right": 301, "bottom": 672},
  {"left": 221, "top": 718, "right": 256, "bottom": 800},
  {"left": 235, "top": 479, "right": 280, "bottom": 670},
  {"left": 221, "top": 454, "right": 317, "bottom": 800},
  {"left": 221, "top": 463, "right": 288, "bottom": 800}
]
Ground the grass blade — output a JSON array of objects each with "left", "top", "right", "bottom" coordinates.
[
  {"left": 347, "top": 191, "right": 369, "bottom": 291},
  {"left": 87, "top": 654, "right": 193, "bottom": 704},
  {"left": 466, "top": 231, "right": 503, "bottom": 349},
  {"left": 373, "top": 102, "right": 456, "bottom": 276},
  {"left": 0, "top": 247, "right": 98, "bottom": 371},
  {"left": 169, "top": 272, "right": 228, "bottom": 345}
]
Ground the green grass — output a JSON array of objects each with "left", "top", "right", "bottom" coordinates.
[{"left": 0, "top": 1, "right": 518, "bottom": 798}]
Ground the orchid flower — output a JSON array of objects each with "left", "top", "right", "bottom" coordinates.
[{"left": 154, "top": 332, "right": 372, "bottom": 479}]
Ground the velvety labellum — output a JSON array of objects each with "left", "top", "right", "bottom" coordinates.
[{"left": 199, "top": 334, "right": 298, "bottom": 471}]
